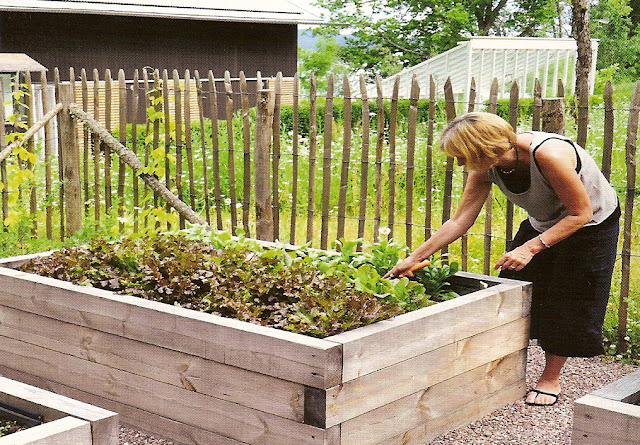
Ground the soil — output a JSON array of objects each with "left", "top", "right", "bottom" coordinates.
[
  {"left": 0, "top": 417, "right": 27, "bottom": 437},
  {"left": 117, "top": 342, "right": 638, "bottom": 445}
]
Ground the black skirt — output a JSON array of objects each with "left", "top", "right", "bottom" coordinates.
[{"left": 499, "top": 206, "right": 620, "bottom": 357}]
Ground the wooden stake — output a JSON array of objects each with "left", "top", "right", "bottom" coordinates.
[
  {"left": 254, "top": 89, "right": 275, "bottom": 241},
  {"left": 59, "top": 83, "right": 83, "bottom": 236}
]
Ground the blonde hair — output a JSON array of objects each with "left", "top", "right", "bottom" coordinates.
[{"left": 440, "top": 112, "right": 516, "bottom": 170}]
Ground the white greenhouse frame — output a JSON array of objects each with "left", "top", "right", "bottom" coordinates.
[{"left": 370, "top": 36, "right": 599, "bottom": 105}]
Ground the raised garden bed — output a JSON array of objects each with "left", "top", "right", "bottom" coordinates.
[
  {"left": 573, "top": 369, "right": 640, "bottom": 445},
  {"left": 0, "top": 247, "right": 531, "bottom": 445},
  {"left": 0, "top": 376, "right": 118, "bottom": 445}
]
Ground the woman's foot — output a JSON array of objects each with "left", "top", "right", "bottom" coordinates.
[{"left": 525, "top": 380, "right": 561, "bottom": 406}]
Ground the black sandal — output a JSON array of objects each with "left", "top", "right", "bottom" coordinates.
[{"left": 525, "top": 389, "right": 559, "bottom": 406}]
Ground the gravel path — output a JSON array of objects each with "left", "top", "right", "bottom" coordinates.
[{"left": 118, "top": 342, "right": 638, "bottom": 445}]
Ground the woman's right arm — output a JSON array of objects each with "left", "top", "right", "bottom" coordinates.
[{"left": 384, "top": 170, "right": 492, "bottom": 278}]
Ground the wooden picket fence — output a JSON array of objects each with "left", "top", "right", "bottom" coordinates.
[{"left": 0, "top": 68, "right": 638, "bottom": 353}]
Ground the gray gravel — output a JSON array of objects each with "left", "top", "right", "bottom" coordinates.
[{"left": 118, "top": 342, "right": 638, "bottom": 445}]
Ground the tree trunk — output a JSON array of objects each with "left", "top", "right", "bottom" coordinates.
[{"left": 572, "top": 0, "right": 591, "bottom": 148}]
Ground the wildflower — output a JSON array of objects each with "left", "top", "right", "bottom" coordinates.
[{"left": 379, "top": 226, "right": 391, "bottom": 236}]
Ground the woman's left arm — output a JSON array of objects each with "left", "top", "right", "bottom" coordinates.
[{"left": 495, "top": 140, "right": 593, "bottom": 271}]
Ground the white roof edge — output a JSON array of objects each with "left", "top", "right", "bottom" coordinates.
[{"left": 0, "top": 1, "right": 326, "bottom": 25}]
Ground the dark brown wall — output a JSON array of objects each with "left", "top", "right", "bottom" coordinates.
[{"left": 0, "top": 11, "right": 298, "bottom": 80}]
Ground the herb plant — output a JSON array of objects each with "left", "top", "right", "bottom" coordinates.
[{"left": 20, "top": 230, "right": 459, "bottom": 338}]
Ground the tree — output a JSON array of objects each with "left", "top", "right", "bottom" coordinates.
[
  {"left": 314, "top": 0, "right": 558, "bottom": 76},
  {"left": 571, "top": 0, "right": 591, "bottom": 147},
  {"left": 298, "top": 33, "right": 350, "bottom": 94}
]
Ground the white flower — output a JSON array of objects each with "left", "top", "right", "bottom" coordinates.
[
  {"left": 379, "top": 226, "right": 391, "bottom": 236},
  {"left": 624, "top": 336, "right": 630, "bottom": 341},
  {"left": 224, "top": 198, "right": 231, "bottom": 205}
]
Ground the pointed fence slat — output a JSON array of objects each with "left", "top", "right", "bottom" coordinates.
[
  {"left": 208, "top": 71, "right": 223, "bottom": 230},
  {"left": 118, "top": 69, "right": 127, "bottom": 231},
  {"left": 373, "top": 74, "right": 384, "bottom": 242},
  {"left": 240, "top": 71, "right": 252, "bottom": 236},
  {"left": 25, "top": 71, "right": 37, "bottom": 237},
  {"left": 0, "top": 78, "right": 7, "bottom": 225},
  {"left": 132, "top": 69, "right": 140, "bottom": 233},
  {"left": 442, "top": 77, "right": 456, "bottom": 258},
  {"left": 602, "top": 81, "right": 614, "bottom": 181},
  {"left": 42, "top": 70, "right": 53, "bottom": 239},
  {"left": 104, "top": 69, "right": 113, "bottom": 215},
  {"left": 162, "top": 70, "right": 172, "bottom": 226},
  {"left": 336, "top": 75, "right": 351, "bottom": 242},
  {"left": 320, "top": 74, "right": 334, "bottom": 250},
  {"left": 618, "top": 80, "right": 640, "bottom": 354},
  {"left": 387, "top": 77, "right": 400, "bottom": 239},
  {"left": 194, "top": 71, "right": 211, "bottom": 225},
  {"left": 405, "top": 74, "right": 419, "bottom": 249},
  {"left": 272, "top": 72, "right": 283, "bottom": 241},
  {"left": 55, "top": 68, "right": 65, "bottom": 240},
  {"left": 289, "top": 73, "right": 300, "bottom": 245},
  {"left": 306, "top": 75, "right": 318, "bottom": 244},
  {"left": 461, "top": 77, "right": 476, "bottom": 270},
  {"left": 184, "top": 70, "right": 197, "bottom": 214},
  {"left": 81, "top": 69, "right": 90, "bottom": 217},
  {"left": 173, "top": 70, "right": 186, "bottom": 229},
  {"left": 425, "top": 75, "right": 435, "bottom": 239},
  {"left": 357, "top": 75, "right": 371, "bottom": 243},
  {"left": 255, "top": 89, "right": 275, "bottom": 241},
  {"left": 224, "top": 71, "right": 238, "bottom": 235},
  {"left": 532, "top": 78, "right": 542, "bottom": 131},
  {"left": 485, "top": 78, "right": 499, "bottom": 275},
  {"left": 506, "top": 80, "right": 519, "bottom": 246},
  {"left": 92, "top": 69, "right": 101, "bottom": 230}
]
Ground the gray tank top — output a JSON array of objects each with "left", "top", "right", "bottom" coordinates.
[{"left": 488, "top": 132, "right": 618, "bottom": 232}]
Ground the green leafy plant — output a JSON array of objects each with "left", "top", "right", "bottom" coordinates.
[{"left": 20, "top": 231, "right": 460, "bottom": 338}]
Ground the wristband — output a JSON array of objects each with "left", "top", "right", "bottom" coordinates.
[{"left": 538, "top": 234, "right": 550, "bottom": 249}]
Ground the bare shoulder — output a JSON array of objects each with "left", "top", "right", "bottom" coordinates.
[{"left": 532, "top": 135, "right": 577, "bottom": 171}]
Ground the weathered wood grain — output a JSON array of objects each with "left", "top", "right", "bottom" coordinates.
[
  {"left": 340, "top": 350, "right": 526, "bottom": 445},
  {"left": 329, "top": 275, "right": 530, "bottom": 381},
  {"left": 573, "top": 394, "right": 640, "bottom": 445},
  {"left": 324, "top": 317, "right": 529, "bottom": 426},
  {"left": 1, "top": 417, "right": 92, "bottom": 445}
]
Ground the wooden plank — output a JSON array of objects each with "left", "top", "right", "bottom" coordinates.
[
  {"left": 330, "top": 275, "right": 530, "bottom": 381},
  {"left": 208, "top": 70, "right": 223, "bottom": 230},
  {"left": 357, "top": 75, "right": 370, "bottom": 243},
  {"left": 0, "top": 337, "right": 327, "bottom": 445},
  {"left": 405, "top": 74, "right": 419, "bottom": 248},
  {"left": 387, "top": 77, "right": 400, "bottom": 239},
  {"left": 591, "top": 369, "right": 640, "bottom": 403},
  {"left": 324, "top": 317, "right": 529, "bottom": 426},
  {"left": 306, "top": 74, "right": 318, "bottom": 243},
  {"left": 239, "top": 72, "right": 252, "bottom": 236},
  {"left": 173, "top": 70, "right": 185, "bottom": 229},
  {"left": 194, "top": 71, "right": 211, "bottom": 225},
  {"left": 373, "top": 74, "right": 384, "bottom": 241},
  {"left": 336, "top": 74, "right": 351, "bottom": 242},
  {"left": 0, "top": 367, "right": 250, "bottom": 445},
  {"left": 1, "top": 416, "right": 92, "bottom": 445},
  {"left": 224, "top": 71, "right": 238, "bottom": 235},
  {"left": 0, "top": 306, "right": 305, "bottom": 421},
  {"left": 340, "top": 350, "right": 525, "bottom": 445},
  {"left": 375, "top": 379, "right": 524, "bottom": 445},
  {"left": 320, "top": 74, "right": 334, "bottom": 250},
  {"left": 573, "top": 394, "right": 640, "bottom": 445},
  {"left": 0, "top": 268, "right": 342, "bottom": 389},
  {"left": 0, "top": 375, "right": 118, "bottom": 445},
  {"left": 289, "top": 73, "right": 300, "bottom": 245},
  {"left": 272, "top": 72, "right": 283, "bottom": 240},
  {"left": 602, "top": 80, "right": 614, "bottom": 180}
]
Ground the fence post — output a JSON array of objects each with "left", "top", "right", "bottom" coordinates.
[
  {"left": 255, "top": 89, "right": 275, "bottom": 241},
  {"left": 58, "top": 83, "right": 82, "bottom": 237},
  {"left": 541, "top": 98, "right": 565, "bottom": 134}
]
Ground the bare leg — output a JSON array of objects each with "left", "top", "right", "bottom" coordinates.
[{"left": 526, "top": 352, "right": 567, "bottom": 405}]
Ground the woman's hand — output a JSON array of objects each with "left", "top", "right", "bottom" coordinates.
[
  {"left": 383, "top": 257, "right": 420, "bottom": 279},
  {"left": 494, "top": 244, "right": 536, "bottom": 272}
]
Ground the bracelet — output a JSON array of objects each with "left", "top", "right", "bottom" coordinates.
[{"left": 538, "top": 234, "right": 550, "bottom": 249}]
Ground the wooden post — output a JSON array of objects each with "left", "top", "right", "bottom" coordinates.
[
  {"left": 541, "top": 98, "right": 565, "bottom": 134},
  {"left": 602, "top": 81, "right": 614, "bottom": 180},
  {"left": 255, "top": 89, "right": 275, "bottom": 241},
  {"left": 58, "top": 83, "right": 82, "bottom": 237}
]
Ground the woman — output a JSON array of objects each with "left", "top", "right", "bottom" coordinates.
[{"left": 385, "top": 112, "right": 620, "bottom": 407}]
